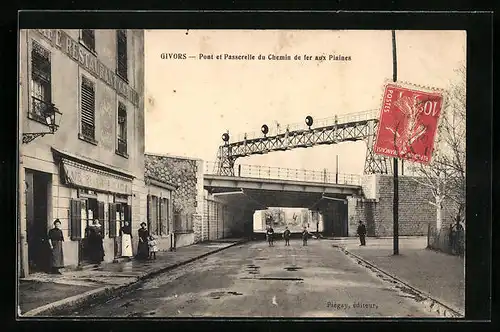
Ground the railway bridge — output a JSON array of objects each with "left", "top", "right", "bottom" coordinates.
[{"left": 202, "top": 109, "right": 435, "bottom": 239}]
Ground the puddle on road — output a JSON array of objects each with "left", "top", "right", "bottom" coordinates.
[
  {"left": 255, "top": 258, "right": 268, "bottom": 261},
  {"left": 208, "top": 291, "right": 244, "bottom": 299},
  {"left": 257, "top": 277, "right": 304, "bottom": 281},
  {"left": 284, "top": 267, "right": 303, "bottom": 271}
]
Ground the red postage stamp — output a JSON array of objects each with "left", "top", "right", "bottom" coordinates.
[{"left": 373, "top": 83, "right": 444, "bottom": 164}]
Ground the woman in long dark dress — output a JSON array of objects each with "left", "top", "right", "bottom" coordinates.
[
  {"left": 48, "top": 219, "right": 64, "bottom": 274},
  {"left": 137, "top": 222, "right": 150, "bottom": 260},
  {"left": 86, "top": 219, "right": 105, "bottom": 265}
]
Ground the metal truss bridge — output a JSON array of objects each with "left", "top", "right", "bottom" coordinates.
[{"left": 214, "top": 109, "right": 391, "bottom": 176}]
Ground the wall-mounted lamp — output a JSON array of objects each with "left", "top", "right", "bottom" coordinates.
[{"left": 22, "top": 101, "right": 62, "bottom": 144}]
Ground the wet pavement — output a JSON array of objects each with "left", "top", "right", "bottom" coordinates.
[
  {"left": 19, "top": 240, "right": 241, "bottom": 315},
  {"left": 69, "top": 240, "right": 442, "bottom": 318},
  {"left": 339, "top": 237, "right": 465, "bottom": 314},
  {"left": 19, "top": 280, "right": 100, "bottom": 313}
]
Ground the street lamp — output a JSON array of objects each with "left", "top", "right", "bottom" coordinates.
[{"left": 22, "top": 101, "right": 62, "bottom": 144}]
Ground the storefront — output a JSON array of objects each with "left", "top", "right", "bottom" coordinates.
[{"left": 52, "top": 148, "right": 136, "bottom": 265}]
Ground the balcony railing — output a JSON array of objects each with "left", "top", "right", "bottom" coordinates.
[
  {"left": 204, "top": 161, "right": 362, "bottom": 186},
  {"left": 29, "top": 96, "right": 59, "bottom": 127},
  {"left": 81, "top": 123, "right": 95, "bottom": 140},
  {"left": 117, "top": 137, "right": 128, "bottom": 155}
]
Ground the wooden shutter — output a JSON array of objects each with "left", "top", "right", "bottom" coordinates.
[
  {"left": 98, "top": 202, "right": 105, "bottom": 236},
  {"left": 109, "top": 203, "right": 117, "bottom": 238},
  {"left": 81, "top": 76, "right": 95, "bottom": 138},
  {"left": 146, "top": 195, "right": 151, "bottom": 231},
  {"left": 70, "top": 199, "right": 82, "bottom": 240},
  {"left": 160, "top": 199, "right": 167, "bottom": 236},
  {"left": 166, "top": 198, "right": 171, "bottom": 234},
  {"left": 116, "top": 30, "right": 128, "bottom": 80},
  {"left": 81, "top": 29, "right": 95, "bottom": 51},
  {"left": 32, "top": 41, "right": 51, "bottom": 84},
  {"left": 124, "top": 204, "right": 132, "bottom": 230},
  {"left": 151, "top": 196, "right": 158, "bottom": 235}
]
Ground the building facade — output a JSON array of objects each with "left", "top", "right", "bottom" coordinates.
[
  {"left": 144, "top": 153, "right": 204, "bottom": 248},
  {"left": 18, "top": 29, "right": 145, "bottom": 277}
]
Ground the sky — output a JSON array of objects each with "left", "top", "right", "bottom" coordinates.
[{"left": 144, "top": 30, "right": 466, "bottom": 176}]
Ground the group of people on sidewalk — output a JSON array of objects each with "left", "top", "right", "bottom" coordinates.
[
  {"left": 46, "top": 219, "right": 160, "bottom": 275},
  {"left": 265, "top": 225, "right": 313, "bottom": 247}
]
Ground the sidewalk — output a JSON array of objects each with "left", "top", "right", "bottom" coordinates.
[
  {"left": 334, "top": 236, "right": 465, "bottom": 314},
  {"left": 18, "top": 239, "right": 245, "bottom": 317}
]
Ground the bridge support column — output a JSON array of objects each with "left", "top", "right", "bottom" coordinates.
[{"left": 215, "top": 146, "right": 235, "bottom": 176}]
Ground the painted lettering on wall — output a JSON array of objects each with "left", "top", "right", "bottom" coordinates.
[
  {"left": 100, "top": 97, "right": 114, "bottom": 151},
  {"left": 62, "top": 161, "right": 132, "bottom": 195},
  {"left": 35, "top": 29, "right": 140, "bottom": 106}
]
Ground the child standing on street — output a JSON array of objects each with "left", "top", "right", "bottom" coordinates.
[{"left": 148, "top": 235, "right": 158, "bottom": 260}]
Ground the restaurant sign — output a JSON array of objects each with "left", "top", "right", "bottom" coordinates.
[
  {"left": 34, "top": 29, "right": 140, "bottom": 106},
  {"left": 61, "top": 159, "right": 132, "bottom": 195}
]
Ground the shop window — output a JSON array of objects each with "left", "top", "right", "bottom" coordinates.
[
  {"left": 116, "top": 102, "right": 128, "bottom": 157},
  {"left": 80, "top": 29, "right": 95, "bottom": 52},
  {"left": 30, "top": 41, "right": 57, "bottom": 125},
  {"left": 80, "top": 75, "right": 96, "bottom": 143},
  {"left": 116, "top": 29, "right": 128, "bottom": 81}
]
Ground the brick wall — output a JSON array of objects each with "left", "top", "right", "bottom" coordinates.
[{"left": 350, "top": 175, "right": 458, "bottom": 237}]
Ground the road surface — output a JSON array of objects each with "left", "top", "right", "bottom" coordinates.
[{"left": 71, "top": 240, "right": 438, "bottom": 318}]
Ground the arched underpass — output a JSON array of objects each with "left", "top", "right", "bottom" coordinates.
[{"left": 204, "top": 175, "right": 362, "bottom": 238}]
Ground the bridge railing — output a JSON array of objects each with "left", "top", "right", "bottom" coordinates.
[
  {"left": 232, "top": 109, "right": 379, "bottom": 142},
  {"left": 204, "top": 161, "right": 362, "bottom": 186}
]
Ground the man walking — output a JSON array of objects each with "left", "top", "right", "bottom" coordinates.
[
  {"left": 283, "top": 227, "right": 291, "bottom": 246},
  {"left": 357, "top": 220, "right": 366, "bottom": 246},
  {"left": 302, "top": 227, "right": 309, "bottom": 246}
]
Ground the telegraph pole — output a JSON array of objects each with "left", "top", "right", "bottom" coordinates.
[{"left": 392, "top": 30, "right": 399, "bottom": 255}]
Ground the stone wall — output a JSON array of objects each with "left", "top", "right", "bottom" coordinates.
[
  {"left": 145, "top": 154, "right": 203, "bottom": 245},
  {"left": 351, "top": 174, "right": 457, "bottom": 237}
]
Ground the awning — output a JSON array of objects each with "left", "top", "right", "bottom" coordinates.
[{"left": 60, "top": 158, "right": 133, "bottom": 195}]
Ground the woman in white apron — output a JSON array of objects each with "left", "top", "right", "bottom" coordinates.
[{"left": 120, "top": 221, "right": 133, "bottom": 258}]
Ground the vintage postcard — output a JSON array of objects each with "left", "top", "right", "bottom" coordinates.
[{"left": 18, "top": 28, "right": 466, "bottom": 318}]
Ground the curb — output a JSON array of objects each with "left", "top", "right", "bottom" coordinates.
[
  {"left": 22, "top": 240, "right": 246, "bottom": 317},
  {"left": 333, "top": 244, "right": 464, "bottom": 318}
]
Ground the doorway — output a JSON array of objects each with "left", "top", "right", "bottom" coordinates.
[
  {"left": 80, "top": 198, "right": 98, "bottom": 264},
  {"left": 25, "top": 170, "right": 52, "bottom": 273}
]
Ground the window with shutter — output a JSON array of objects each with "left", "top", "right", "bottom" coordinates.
[
  {"left": 70, "top": 199, "right": 82, "bottom": 240},
  {"left": 109, "top": 203, "right": 117, "bottom": 238},
  {"left": 117, "top": 103, "right": 128, "bottom": 156},
  {"left": 80, "top": 76, "right": 96, "bottom": 140},
  {"left": 30, "top": 41, "right": 53, "bottom": 123},
  {"left": 116, "top": 30, "right": 128, "bottom": 81},
  {"left": 151, "top": 196, "right": 158, "bottom": 235},
  {"left": 81, "top": 29, "right": 95, "bottom": 52}
]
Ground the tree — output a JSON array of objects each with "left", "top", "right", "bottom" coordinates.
[{"left": 408, "top": 64, "right": 466, "bottom": 230}]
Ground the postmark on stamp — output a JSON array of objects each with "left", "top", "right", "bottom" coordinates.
[{"left": 374, "top": 82, "right": 445, "bottom": 164}]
